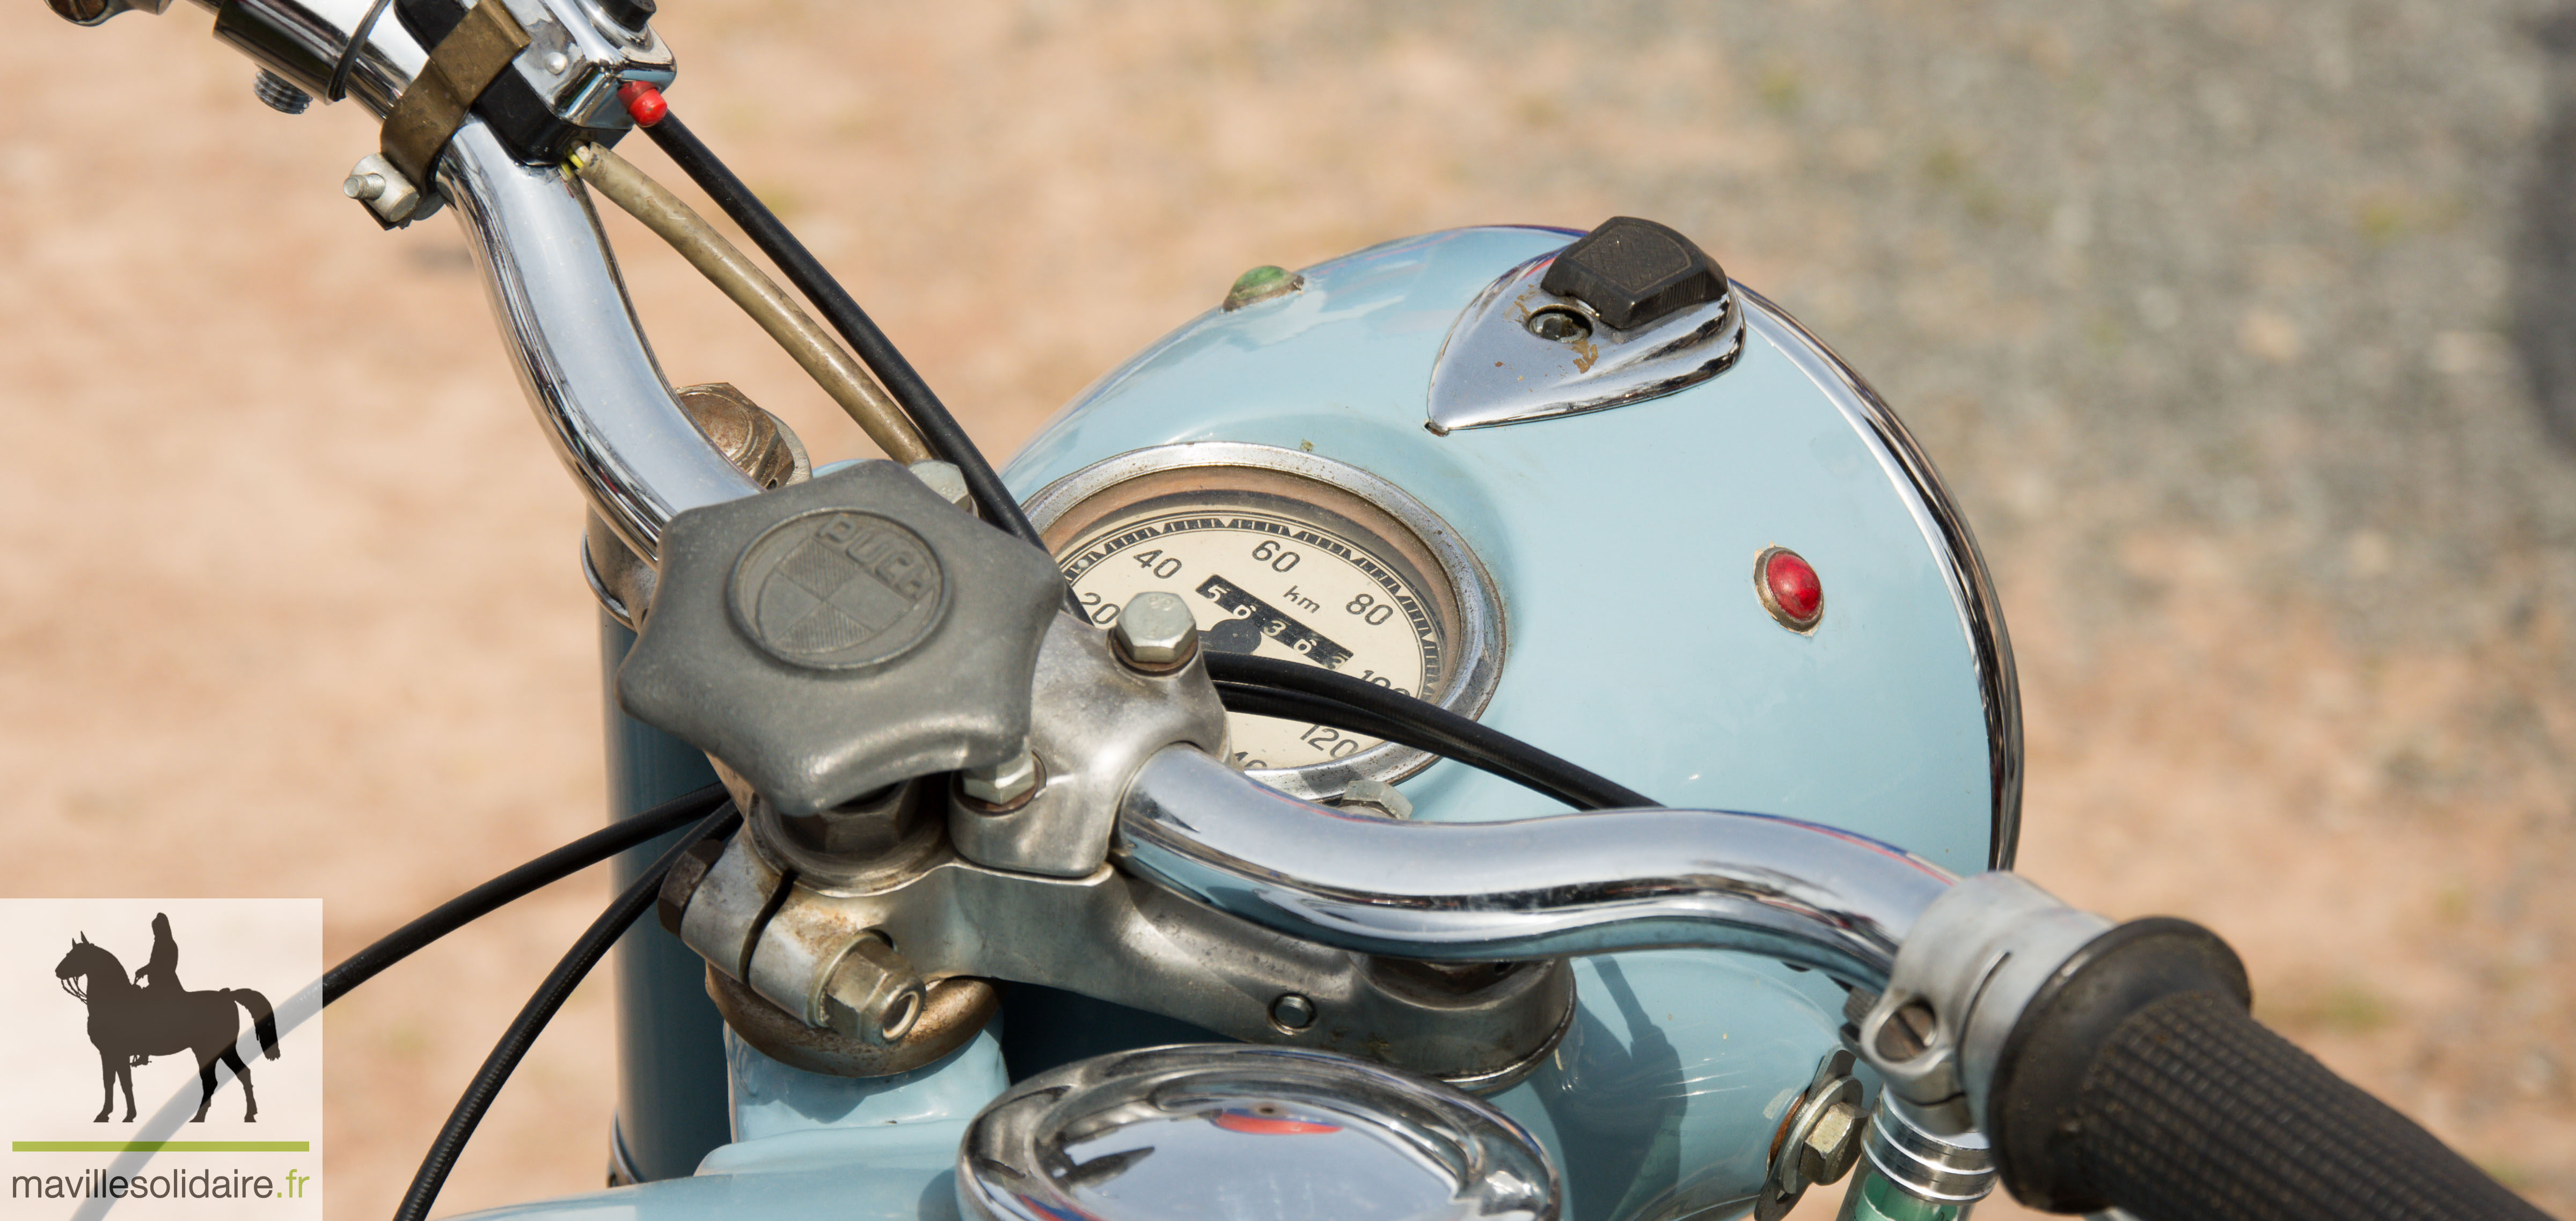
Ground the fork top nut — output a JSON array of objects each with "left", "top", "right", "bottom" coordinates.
[{"left": 1113, "top": 591, "right": 1199, "bottom": 670}]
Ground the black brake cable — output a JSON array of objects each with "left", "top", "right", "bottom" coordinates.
[
  {"left": 393, "top": 801, "right": 744, "bottom": 1221},
  {"left": 321, "top": 781, "right": 727, "bottom": 1005},
  {"left": 1206, "top": 652, "right": 1656, "bottom": 810},
  {"left": 626, "top": 100, "right": 1048, "bottom": 554}
]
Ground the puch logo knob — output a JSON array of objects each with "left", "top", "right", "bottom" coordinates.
[
  {"left": 618, "top": 461, "right": 1062, "bottom": 816},
  {"left": 734, "top": 511, "right": 946, "bottom": 669}
]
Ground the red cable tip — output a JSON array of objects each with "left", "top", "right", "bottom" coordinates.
[{"left": 619, "top": 82, "right": 668, "bottom": 128}]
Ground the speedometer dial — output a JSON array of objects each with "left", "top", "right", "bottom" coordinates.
[{"left": 1027, "top": 443, "right": 1502, "bottom": 800}]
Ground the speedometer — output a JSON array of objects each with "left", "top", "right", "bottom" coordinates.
[{"left": 1027, "top": 443, "right": 1503, "bottom": 800}]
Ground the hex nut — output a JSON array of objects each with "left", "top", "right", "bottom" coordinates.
[
  {"left": 1269, "top": 993, "right": 1318, "bottom": 1031},
  {"left": 907, "top": 460, "right": 974, "bottom": 513},
  {"left": 1799, "top": 1100, "right": 1863, "bottom": 1185},
  {"left": 655, "top": 836, "right": 728, "bottom": 935},
  {"left": 820, "top": 934, "right": 926, "bottom": 1046},
  {"left": 959, "top": 747, "right": 1041, "bottom": 808},
  {"left": 1337, "top": 779, "right": 1413, "bottom": 820},
  {"left": 1113, "top": 591, "right": 1199, "bottom": 670}
]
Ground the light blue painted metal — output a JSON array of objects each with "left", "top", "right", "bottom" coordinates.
[
  {"left": 1006, "top": 225, "right": 1994, "bottom": 870},
  {"left": 528, "top": 226, "right": 2002, "bottom": 1221},
  {"left": 600, "top": 615, "right": 736, "bottom": 1184}
]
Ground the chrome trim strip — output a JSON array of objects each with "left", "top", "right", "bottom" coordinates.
[
  {"left": 1119, "top": 748, "right": 1955, "bottom": 988},
  {"left": 1737, "top": 288, "right": 2024, "bottom": 868},
  {"left": 1023, "top": 442, "right": 1504, "bottom": 801},
  {"left": 441, "top": 121, "right": 759, "bottom": 562}
]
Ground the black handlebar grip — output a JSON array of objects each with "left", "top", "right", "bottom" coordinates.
[{"left": 1987, "top": 918, "right": 2549, "bottom": 1221}]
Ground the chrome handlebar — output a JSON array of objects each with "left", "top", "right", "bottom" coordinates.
[
  {"left": 1117, "top": 746, "right": 1956, "bottom": 990},
  {"left": 441, "top": 122, "right": 758, "bottom": 561},
  {"left": 83, "top": 0, "right": 750, "bottom": 562},
  {"left": 94, "top": 0, "right": 1963, "bottom": 1012}
]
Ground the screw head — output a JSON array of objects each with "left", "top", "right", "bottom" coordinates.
[
  {"left": 959, "top": 747, "right": 1041, "bottom": 808},
  {"left": 1526, "top": 306, "right": 1593, "bottom": 342},
  {"left": 1269, "top": 993, "right": 1317, "bottom": 1031},
  {"left": 1113, "top": 591, "right": 1199, "bottom": 669}
]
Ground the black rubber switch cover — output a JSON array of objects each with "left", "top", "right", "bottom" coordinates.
[{"left": 1539, "top": 216, "right": 1728, "bottom": 332}]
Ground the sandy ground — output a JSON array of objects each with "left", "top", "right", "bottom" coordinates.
[{"left": 1, "top": 1, "right": 2570, "bottom": 1217}]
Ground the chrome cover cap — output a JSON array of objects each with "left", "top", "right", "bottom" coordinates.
[
  {"left": 956, "top": 1044, "right": 1558, "bottom": 1221},
  {"left": 1425, "top": 247, "right": 1744, "bottom": 434}
]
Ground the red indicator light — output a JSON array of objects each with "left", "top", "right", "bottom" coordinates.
[{"left": 1756, "top": 546, "right": 1824, "bottom": 631}]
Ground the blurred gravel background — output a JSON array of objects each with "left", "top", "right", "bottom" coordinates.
[{"left": 2, "top": 1, "right": 2571, "bottom": 1216}]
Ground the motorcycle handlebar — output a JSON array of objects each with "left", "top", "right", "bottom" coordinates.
[
  {"left": 1114, "top": 745, "right": 1956, "bottom": 989},
  {"left": 439, "top": 120, "right": 759, "bottom": 561}
]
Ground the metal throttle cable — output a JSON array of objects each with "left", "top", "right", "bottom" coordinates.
[
  {"left": 584, "top": 87, "right": 1657, "bottom": 806},
  {"left": 567, "top": 142, "right": 932, "bottom": 465}
]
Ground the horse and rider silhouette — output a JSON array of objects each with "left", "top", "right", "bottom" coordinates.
[{"left": 52, "top": 915, "right": 280, "bottom": 1124}]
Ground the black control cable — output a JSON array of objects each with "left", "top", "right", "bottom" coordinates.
[
  {"left": 393, "top": 800, "right": 742, "bottom": 1221},
  {"left": 1206, "top": 652, "right": 1655, "bottom": 810},
  {"left": 619, "top": 92, "right": 1045, "bottom": 554},
  {"left": 605, "top": 90, "right": 1650, "bottom": 810},
  {"left": 321, "top": 782, "right": 728, "bottom": 1005}
]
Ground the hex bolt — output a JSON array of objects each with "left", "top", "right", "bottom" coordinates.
[
  {"left": 1269, "top": 993, "right": 1317, "bottom": 1032},
  {"left": 958, "top": 746, "right": 1042, "bottom": 809},
  {"left": 1112, "top": 591, "right": 1199, "bottom": 671},
  {"left": 1798, "top": 1100, "right": 1864, "bottom": 1186},
  {"left": 906, "top": 459, "right": 974, "bottom": 514},
  {"left": 819, "top": 933, "right": 926, "bottom": 1046}
]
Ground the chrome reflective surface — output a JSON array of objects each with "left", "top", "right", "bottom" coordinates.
[
  {"left": 441, "top": 121, "right": 760, "bottom": 562},
  {"left": 1023, "top": 442, "right": 1504, "bottom": 801},
  {"left": 1856, "top": 1098, "right": 1996, "bottom": 1205},
  {"left": 206, "top": 0, "right": 425, "bottom": 113},
  {"left": 1740, "top": 289, "right": 2024, "bottom": 868},
  {"left": 957, "top": 1044, "right": 1558, "bottom": 1221},
  {"left": 670, "top": 821, "right": 1575, "bottom": 1083},
  {"left": 948, "top": 612, "right": 1230, "bottom": 879},
  {"left": 1118, "top": 747, "right": 1954, "bottom": 988},
  {"left": 1856, "top": 872, "right": 2109, "bottom": 1135},
  {"left": 1425, "top": 251, "right": 1744, "bottom": 434}
]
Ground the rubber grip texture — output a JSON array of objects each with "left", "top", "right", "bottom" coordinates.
[{"left": 2051, "top": 990, "right": 2546, "bottom": 1221}]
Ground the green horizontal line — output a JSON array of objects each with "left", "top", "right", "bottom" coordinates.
[{"left": 12, "top": 1142, "right": 309, "bottom": 1153}]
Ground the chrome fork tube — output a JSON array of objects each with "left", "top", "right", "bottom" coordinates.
[
  {"left": 1117, "top": 747, "right": 1955, "bottom": 989},
  {"left": 440, "top": 122, "right": 759, "bottom": 562}
]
